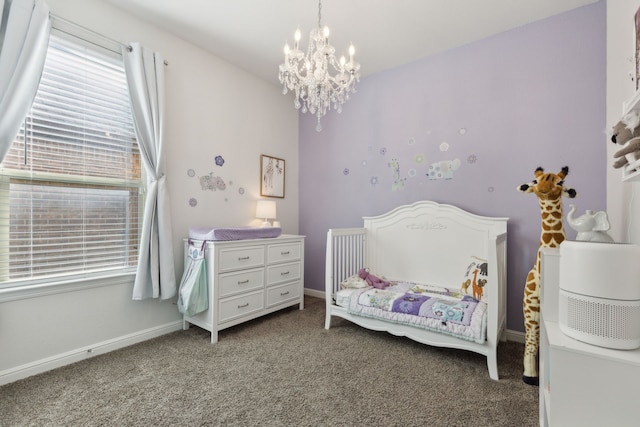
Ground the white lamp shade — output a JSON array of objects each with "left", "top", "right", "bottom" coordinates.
[{"left": 256, "top": 200, "right": 276, "bottom": 220}]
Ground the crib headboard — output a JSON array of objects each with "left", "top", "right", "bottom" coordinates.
[
  {"left": 363, "top": 201, "right": 507, "bottom": 288},
  {"left": 326, "top": 200, "right": 508, "bottom": 306}
]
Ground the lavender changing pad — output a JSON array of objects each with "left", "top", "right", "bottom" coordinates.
[{"left": 189, "top": 226, "right": 282, "bottom": 241}]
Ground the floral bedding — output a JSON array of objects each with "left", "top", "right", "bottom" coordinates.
[{"left": 346, "top": 281, "right": 487, "bottom": 343}]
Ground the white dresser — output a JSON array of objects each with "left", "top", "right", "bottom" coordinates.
[
  {"left": 539, "top": 247, "right": 640, "bottom": 427},
  {"left": 183, "top": 234, "right": 305, "bottom": 343}
]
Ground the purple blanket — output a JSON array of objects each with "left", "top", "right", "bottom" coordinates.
[
  {"left": 347, "top": 282, "right": 487, "bottom": 343},
  {"left": 189, "top": 226, "right": 282, "bottom": 241}
]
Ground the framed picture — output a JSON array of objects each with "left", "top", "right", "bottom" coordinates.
[{"left": 260, "top": 154, "right": 285, "bottom": 198}]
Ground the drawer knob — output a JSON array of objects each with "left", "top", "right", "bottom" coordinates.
[
  {"left": 281, "top": 271, "right": 290, "bottom": 276},
  {"left": 238, "top": 256, "right": 250, "bottom": 261},
  {"left": 280, "top": 291, "right": 290, "bottom": 296},
  {"left": 281, "top": 251, "right": 290, "bottom": 255},
  {"left": 237, "top": 280, "right": 249, "bottom": 285},
  {"left": 238, "top": 303, "right": 249, "bottom": 308}
]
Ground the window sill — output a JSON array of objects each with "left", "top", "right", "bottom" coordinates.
[{"left": 0, "top": 269, "right": 136, "bottom": 303}]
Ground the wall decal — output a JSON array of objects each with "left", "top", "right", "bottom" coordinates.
[
  {"left": 187, "top": 169, "right": 195, "bottom": 177},
  {"left": 427, "top": 158, "right": 461, "bottom": 180},
  {"left": 379, "top": 147, "right": 387, "bottom": 155},
  {"left": 343, "top": 168, "right": 350, "bottom": 175},
  {"left": 468, "top": 154, "right": 478, "bottom": 164},
  {"left": 488, "top": 186, "right": 495, "bottom": 192},
  {"left": 414, "top": 154, "right": 424, "bottom": 164},
  {"left": 389, "top": 158, "right": 406, "bottom": 191},
  {"left": 408, "top": 137, "right": 415, "bottom": 145},
  {"left": 440, "top": 142, "right": 449, "bottom": 152},
  {"left": 408, "top": 168, "right": 417, "bottom": 177},
  {"left": 459, "top": 128, "right": 467, "bottom": 135},
  {"left": 189, "top": 198, "right": 197, "bottom": 207},
  {"left": 238, "top": 187, "right": 245, "bottom": 195},
  {"left": 370, "top": 176, "right": 379, "bottom": 186},
  {"left": 215, "top": 155, "right": 225, "bottom": 166},
  {"left": 199, "top": 172, "right": 227, "bottom": 191},
  {"left": 361, "top": 160, "right": 367, "bottom": 167}
]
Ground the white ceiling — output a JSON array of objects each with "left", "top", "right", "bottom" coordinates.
[{"left": 105, "top": 0, "right": 599, "bottom": 85}]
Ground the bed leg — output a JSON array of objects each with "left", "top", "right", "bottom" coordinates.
[
  {"left": 324, "top": 299, "right": 332, "bottom": 329},
  {"left": 324, "top": 311, "right": 332, "bottom": 330},
  {"left": 487, "top": 350, "right": 499, "bottom": 381}
]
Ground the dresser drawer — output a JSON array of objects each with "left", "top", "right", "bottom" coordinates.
[
  {"left": 218, "top": 267, "right": 264, "bottom": 298},
  {"left": 267, "top": 261, "right": 301, "bottom": 286},
  {"left": 218, "top": 290, "right": 264, "bottom": 324},
  {"left": 219, "top": 246, "right": 264, "bottom": 272},
  {"left": 266, "top": 281, "right": 301, "bottom": 307},
  {"left": 267, "top": 242, "right": 301, "bottom": 264}
]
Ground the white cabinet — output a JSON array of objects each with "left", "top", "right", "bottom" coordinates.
[
  {"left": 183, "top": 235, "right": 305, "bottom": 343},
  {"left": 539, "top": 248, "right": 640, "bottom": 427}
]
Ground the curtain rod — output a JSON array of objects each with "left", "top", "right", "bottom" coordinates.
[{"left": 49, "top": 13, "right": 169, "bottom": 66}]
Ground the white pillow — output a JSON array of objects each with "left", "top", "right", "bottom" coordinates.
[{"left": 340, "top": 274, "right": 368, "bottom": 289}]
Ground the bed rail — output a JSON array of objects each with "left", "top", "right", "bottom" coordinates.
[{"left": 325, "top": 228, "right": 367, "bottom": 302}]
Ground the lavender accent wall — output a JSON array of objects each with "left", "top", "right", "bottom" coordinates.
[{"left": 299, "top": 2, "right": 605, "bottom": 333}]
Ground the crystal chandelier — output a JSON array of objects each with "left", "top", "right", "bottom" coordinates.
[{"left": 278, "top": 0, "right": 360, "bottom": 132}]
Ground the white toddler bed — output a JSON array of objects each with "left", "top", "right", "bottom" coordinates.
[{"left": 325, "top": 201, "right": 508, "bottom": 380}]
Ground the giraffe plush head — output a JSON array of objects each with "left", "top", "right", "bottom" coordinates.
[{"left": 517, "top": 166, "right": 577, "bottom": 201}]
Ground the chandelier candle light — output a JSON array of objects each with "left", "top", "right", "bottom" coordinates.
[{"left": 279, "top": 0, "right": 360, "bottom": 132}]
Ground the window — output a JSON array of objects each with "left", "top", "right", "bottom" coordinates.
[{"left": 0, "top": 34, "right": 142, "bottom": 286}]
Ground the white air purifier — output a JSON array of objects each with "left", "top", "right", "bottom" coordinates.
[{"left": 558, "top": 241, "right": 640, "bottom": 350}]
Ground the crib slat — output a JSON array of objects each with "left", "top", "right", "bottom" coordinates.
[{"left": 326, "top": 228, "right": 367, "bottom": 300}]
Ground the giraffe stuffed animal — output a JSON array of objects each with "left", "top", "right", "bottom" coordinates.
[{"left": 517, "top": 166, "right": 577, "bottom": 386}]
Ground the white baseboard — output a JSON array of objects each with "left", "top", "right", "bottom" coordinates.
[
  {"left": 0, "top": 320, "right": 183, "bottom": 386},
  {"left": 4, "top": 290, "right": 523, "bottom": 386},
  {"left": 505, "top": 329, "right": 525, "bottom": 343},
  {"left": 304, "top": 288, "right": 325, "bottom": 299}
]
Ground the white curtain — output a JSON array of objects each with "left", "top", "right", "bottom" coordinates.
[
  {"left": 123, "top": 42, "right": 176, "bottom": 300},
  {"left": 0, "top": 0, "right": 50, "bottom": 161}
]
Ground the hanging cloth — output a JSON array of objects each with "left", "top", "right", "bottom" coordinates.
[
  {"left": 0, "top": 0, "right": 51, "bottom": 161},
  {"left": 177, "top": 240, "right": 209, "bottom": 316},
  {"left": 123, "top": 42, "right": 176, "bottom": 300}
]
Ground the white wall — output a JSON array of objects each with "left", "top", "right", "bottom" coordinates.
[
  {"left": 0, "top": 0, "right": 298, "bottom": 385},
  {"left": 607, "top": 0, "right": 640, "bottom": 242}
]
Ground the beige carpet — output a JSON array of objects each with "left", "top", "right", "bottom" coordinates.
[{"left": 0, "top": 297, "right": 538, "bottom": 426}]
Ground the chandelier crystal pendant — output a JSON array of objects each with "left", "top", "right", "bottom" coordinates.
[{"left": 278, "top": 0, "right": 360, "bottom": 132}]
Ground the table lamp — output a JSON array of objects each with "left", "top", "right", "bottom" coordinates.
[{"left": 256, "top": 200, "right": 276, "bottom": 227}]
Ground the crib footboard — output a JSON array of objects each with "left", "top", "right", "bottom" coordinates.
[{"left": 325, "top": 228, "right": 367, "bottom": 328}]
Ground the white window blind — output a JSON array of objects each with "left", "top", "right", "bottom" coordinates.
[{"left": 0, "top": 34, "right": 142, "bottom": 285}]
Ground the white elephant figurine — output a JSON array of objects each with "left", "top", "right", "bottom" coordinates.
[{"left": 566, "top": 204, "right": 615, "bottom": 243}]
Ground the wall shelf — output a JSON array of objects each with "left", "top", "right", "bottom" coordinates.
[
  {"left": 622, "top": 88, "right": 640, "bottom": 114},
  {"left": 621, "top": 89, "right": 640, "bottom": 181}
]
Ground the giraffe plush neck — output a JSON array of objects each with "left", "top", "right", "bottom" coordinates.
[{"left": 517, "top": 166, "right": 576, "bottom": 385}]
